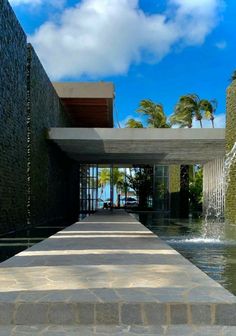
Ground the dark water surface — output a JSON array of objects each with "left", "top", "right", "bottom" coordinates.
[
  {"left": 0, "top": 225, "right": 66, "bottom": 263},
  {"left": 136, "top": 212, "right": 236, "bottom": 296}
]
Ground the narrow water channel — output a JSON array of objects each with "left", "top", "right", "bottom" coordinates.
[{"left": 0, "top": 226, "right": 66, "bottom": 263}]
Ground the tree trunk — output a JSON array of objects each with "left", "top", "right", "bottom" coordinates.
[
  {"left": 200, "top": 119, "right": 203, "bottom": 128},
  {"left": 211, "top": 119, "right": 215, "bottom": 128}
]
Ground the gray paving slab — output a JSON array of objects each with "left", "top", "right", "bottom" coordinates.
[
  {"left": 0, "top": 325, "right": 236, "bottom": 335},
  {"left": 0, "top": 210, "right": 235, "bottom": 326}
]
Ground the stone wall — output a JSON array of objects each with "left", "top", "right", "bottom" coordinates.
[
  {"left": 27, "top": 44, "right": 79, "bottom": 226},
  {"left": 169, "top": 165, "right": 180, "bottom": 217},
  {"left": 0, "top": 0, "right": 27, "bottom": 233},
  {"left": 225, "top": 80, "right": 236, "bottom": 223},
  {"left": 0, "top": 1, "right": 80, "bottom": 233}
]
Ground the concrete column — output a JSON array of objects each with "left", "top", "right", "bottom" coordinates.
[
  {"left": 203, "top": 158, "right": 225, "bottom": 218},
  {"left": 225, "top": 80, "right": 236, "bottom": 223},
  {"left": 169, "top": 165, "right": 180, "bottom": 218},
  {"left": 179, "top": 165, "right": 190, "bottom": 218}
]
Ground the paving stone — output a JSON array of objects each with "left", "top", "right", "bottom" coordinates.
[
  {"left": 48, "top": 303, "right": 76, "bottom": 324},
  {"left": 91, "top": 289, "right": 120, "bottom": 302},
  {"left": 1, "top": 325, "right": 236, "bottom": 335},
  {"left": 121, "top": 304, "right": 143, "bottom": 325},
  {"left": 0, "top": 303, "right": 14, "bottom": 324},
  {"left": 190, "top": 304, "right": 212, "bottom": 325},
  {"left": 170, "top": 304, "right": 188, "bottom": 324},
  {"left": 142, "top": 303, "right": 166, "bottom": 325},
  {"left": 95, "top": 303, "right": 119, "bottom": 324},
  {"left": 164, "top": 325, "right": 195, "bottom": 335},
  {"left": 223, "top": 326, "right": 236, "bottom": 335},
  {"left": 215, "top": 303, "right": 236, "bottom": 325},
  {"left": 77, "top": 303, "right": 95, "bottom": 324},
  {"left": 192, "top": 326, "right": 224, "bottom": 336},
  {"left": 14, "top": 303, "right": 48, "bottom": 324}
]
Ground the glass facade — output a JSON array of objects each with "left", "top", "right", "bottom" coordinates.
[
  {"left": 79, "top": 164, "right": 98, "bottom": 214},
  {"left": 78, "top": 164, "right": 170, "bottom": 215},
  {"left": 153, "top": 165, "right": 170, "bottom": 211}
]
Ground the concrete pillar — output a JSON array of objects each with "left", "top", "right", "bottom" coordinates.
[
  {"left": 179, "top": 165, "right": 190, "bottom": 218},
  {"left": 225, "top": 80, "right": 236, "bottom": 223},
  {"left": 203, "top": 158, "right": 225, "bottom": 218},
  {"left": 169, "top": 165, "right": 180, "bottom": 218}
]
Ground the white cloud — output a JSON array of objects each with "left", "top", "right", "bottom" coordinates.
[
  {"left": 119, "top": 115, "right": 144, "bottom": 128},
  {"left": 215, "top": 40, "right": 227, "bottom": 49},
  {"left": 29, "top": 0, "right": 224, "bottom": 80},
  {"left": 192, "top": 113, "right": 225, "bottom": 128},
  {"left": 9, "top": 0, "right": 65, "bottom": 8}
]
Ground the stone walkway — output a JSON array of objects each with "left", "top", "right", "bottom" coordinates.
[
  {"left": 0, "top": 324, "right": 236, "bottom": 335},
  {"left": 0, "top": 210, "right": 236, "bottom": 334}
]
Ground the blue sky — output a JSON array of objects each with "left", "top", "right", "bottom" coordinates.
[{"left": 10, "top": 0, "right": 236, "bottom": 128}]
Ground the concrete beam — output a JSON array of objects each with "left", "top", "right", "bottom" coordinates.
[
  {"left": 53, "top": 82, "right": 114, "bottom": 99},
  {"left": 48, "top": 128, "right": 225, "bottom": 165}
]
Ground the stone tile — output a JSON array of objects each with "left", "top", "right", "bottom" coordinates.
[
  {"left": 215, "top": 304, "right": 236, "bottom": 325},
  {"left": 0, "top": 326, "right": 15, "bottom": 336},
  {"left": 129, "top": 325, "right": 164, "bottom": 334},
  {"left": 115, "top": 289, "right": 156, "bottom": 303},
  {"left": 0, "top": 303, "right": 14, "bottom": 324},
  {"left": 77, "top": 303, "right": 95, "bottom": 324},
  {"left": 170, "top": 304, "right": 188, "bottom": 324},
  {"left": 0, "top": 293, "right": 19, "bottom": 303},
  {"left": 192, "top": 326, "right": 223, "bottom": 335},
  {"left": 95, "top": 325, "right": 129, "bottom": 333},
  {"left": 14, "top": 303, "right": 48, "bottom": 324},
  {"left": 142, "top": 303, "right": 167, "bottom": 325},
  {"left": 12, "top": 325, "right": 46, "bottom": 335},
  {"left": 91, "top": 289, "right": 120, "bottom": 302},
  {"left": 48, "top": 303, "right": 76, "bottom": 324},
  {"left": 223, "top": 326, "right": 236, "bottom": 335},
  {"left": 165, "top": 325, "right": 195, "bottom": 336},
  {"left": 96, "top": 303, "right": 119, "bottom": 324},
  {"left": 190, "top": 304, "right": 212, "bottom": 325},
  {"left": 121, "top": 304, "right": 143, "bottom": 325}
]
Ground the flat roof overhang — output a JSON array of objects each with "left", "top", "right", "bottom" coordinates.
[
  {"left": 53, "top": 82, "right": 114, "bottom": 128},
  {"left": 48, "top": 128, "right": 226, "bottom": 165}
]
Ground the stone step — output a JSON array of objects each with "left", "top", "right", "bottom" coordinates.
[
  {"left": 0, "top": 324, "right": 236, "bottom": 336},
  {"left": 1, "top": 298, "right": 236, "bottom": 326}
]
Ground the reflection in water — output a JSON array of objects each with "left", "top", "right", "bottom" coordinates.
[
  {"left": 137, "top": 212, "right": 236, "bottom": 296},
  {"left": 0, "top": 226, "right": 66, "bottom": 263}
]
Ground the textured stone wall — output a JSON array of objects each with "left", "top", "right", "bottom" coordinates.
[
  {"left": 0, "top": 0, "right": 27, "bottom": 233},
  {"left": 169, "top": 165, "right": 180, "bottom": 217},
  {"left": 225, "top": 80, "right": 236, "bottom": 223},
  {"left": 27, "top": 44, "right": 79, "bottom": 226}
]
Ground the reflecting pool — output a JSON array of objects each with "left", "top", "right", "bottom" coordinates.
[
  {"left": 0, "top": 225, "right": 66, "bottom": 263},
  {"left": 136, "top": 212, "right": 236, "bottom": 296}
]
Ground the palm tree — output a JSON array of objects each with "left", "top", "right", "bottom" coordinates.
[
  {"left": 231, "top": 70, "right": 236, "bottom": 81},
  {"left": 98, "top": 168, "right": 125, "bottom": 198},
  {"left": 170, "top": 94, "right": 217, "bottom": 128},
  {"left": 98, "top": 168, "right": 110, "bottom": 197},
  {"left": 200, "top": 99, "right": 217, "bottom": 128},
  {"left": 113, "top": 168, "right": 125, "bottom": 194},
  {"left": 137, "top": 99, "right": 170, "bottom": 128},
  {"left": 125, "top": 118, "right": 143, "bottom": 128}
]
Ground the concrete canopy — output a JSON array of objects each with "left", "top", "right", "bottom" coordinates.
[
  {"left": 48, "top": 128, "right": 225, "bottom": 165},
  {"left": 53, "top": 82, "right": 114, "bottom": 128}
]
